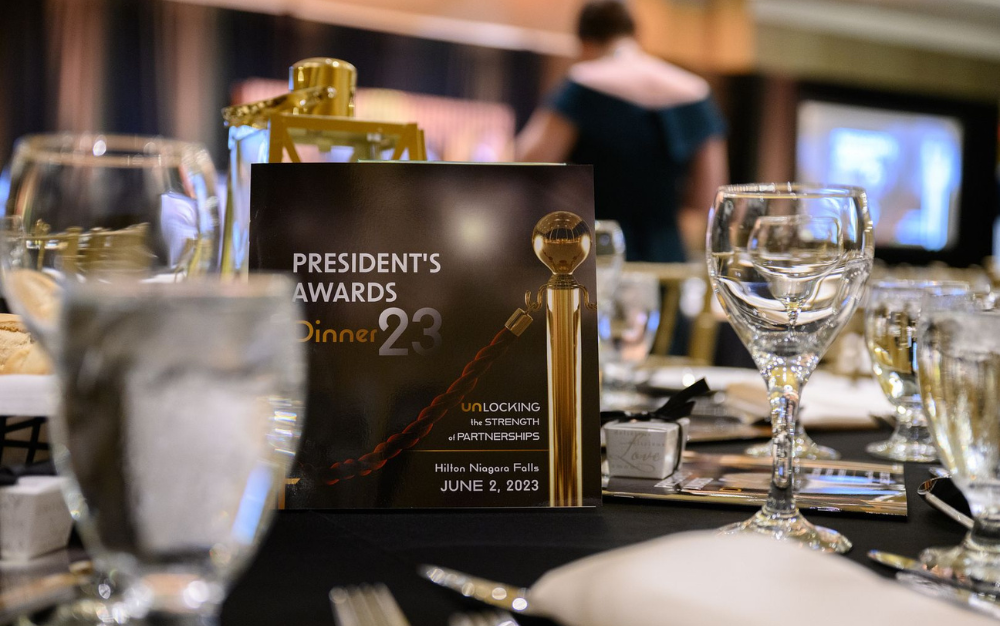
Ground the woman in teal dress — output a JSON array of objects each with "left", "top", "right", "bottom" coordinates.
[{"left": 516, "top": 0, "right": 728, "bottom": 263}]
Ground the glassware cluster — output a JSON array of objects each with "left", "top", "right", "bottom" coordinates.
[
  {"left": 863, "top": 280, "right": 972, "bottom": 462},
  {"left": 707, "top": 183, "right": 873, "bottom": 553},
  {"left": 917, "top": 308, "right": 1000, "bottom": 592},
  {"left": 0, "top": 134, "right": 306, "bottom": 625}
]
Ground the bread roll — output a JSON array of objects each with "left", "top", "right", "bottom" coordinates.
[
  {"left": 0, "top": 313, "right": 52, "bottom": 375},
  {"left": 7, "top": 270, "right": 59, "bottom": 325},
  {"left": 0, "top": 327, "right": 32, "bottom": 370},
  {"left": 0, "top": 343, "right": 51, "bottom": 375}
]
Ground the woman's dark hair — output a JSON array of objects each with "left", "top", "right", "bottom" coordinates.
[{"left": 577, "top": 1, "right": 636, "bottom": 43}]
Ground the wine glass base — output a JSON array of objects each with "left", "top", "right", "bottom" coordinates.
[
  {"left": 744, "top": 431, "right": 841, "bottom": 461},
  {"left": 920, "top": 545, "right": 1000, "bottom": 592},
  {"left": 21, "top": 603, "right": 218, "bottom": 626},
  {"left": 865, "top": 426, "right": 938, "bottom": 462},
  {"left": 19, "top": 597, "right": 132, "bottom": 626},
  {"left": 719, "top": 507, "right": 852, "bottom": 554}
]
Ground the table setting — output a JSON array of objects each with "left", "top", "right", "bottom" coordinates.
[{"left": 0, "top": 68, "right": 998, "bottom": 625}]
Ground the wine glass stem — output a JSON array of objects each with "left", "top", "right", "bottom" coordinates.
[
  {"left": 965, "top": 514, "right": 1000, "bottom": 555},
  {"left": 764, "top": 379, "right": 801, "bottom": 516}
]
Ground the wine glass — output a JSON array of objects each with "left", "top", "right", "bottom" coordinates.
[
  {"left": 51, "top": 276, "right": 304, "bottom": 624},
  {"left": 917, "top": 309, "right": 1000, "bottom": 590},
  {"left": 864, "top": 280, "right": 972, "bottom": 462},
  {"left": 707, "top": 183, "right": 873, "bottom": 553},
  {"left": 0, "top": 134, "right": 220, "bottom": 624},
  {"left": 0, "top": 133, "right": 220, "bottom": 347},
  {"left": 600, "top": 271, "right": 661, "bottom": 409},
  {"left": 741, "top": 216, "right": 845, "bottom": 460},
  {"left": 595, "top": 220, "right": 626, "bottom": 370}
]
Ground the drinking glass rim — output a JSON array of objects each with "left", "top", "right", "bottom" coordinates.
[
  {"left": 717, "top": 183, "right": 864, "bottom": 199},
  {"left": 13, "top": 133, "right": 208, "bottom": 169}
]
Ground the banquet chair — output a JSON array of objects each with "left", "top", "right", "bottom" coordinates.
[{"left": 622, "top": 261, "right": 720, "bottom": 366}]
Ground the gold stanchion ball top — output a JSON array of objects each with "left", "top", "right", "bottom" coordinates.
[{"left": 532, "top": 211, "right": 592, "bottom": 275}]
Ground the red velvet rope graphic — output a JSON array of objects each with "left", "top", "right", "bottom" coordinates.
[{"left": 319, "top": 324, "right": 523, "bottom": 485}]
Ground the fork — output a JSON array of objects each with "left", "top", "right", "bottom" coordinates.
[
  {"left": 448, "top": 610, "right": 520, "bottom": 626},
  {"left": 330, "top": 583, "right": 411, "bottom": 626}
]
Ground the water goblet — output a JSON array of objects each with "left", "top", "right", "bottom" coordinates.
[
  {"left": 708, "top": 184, "right": 873, "bottom": 553},
  {"left": 0, "top": 134, "right": 221, "bottom": 624},
  {"left": 0, "top": 133, "right": 220, "bottom": 347},
  {"left": 595, "top": 220, "right": 626, "bottom": 374},
  {"left": 864, "top": 280, "right": 972, "bottom": 462},
  {"left": 599, "top": 271, "right": 661, "bottom": 409},
  {"left": 917, "top": 309, "right": 1000, "bottom": 589},
  {"left": 742, "top": 215, "right": 845, "bottom": 460},
  {"left": 50, "top": 276, "right": 305, "bottom": 624}
]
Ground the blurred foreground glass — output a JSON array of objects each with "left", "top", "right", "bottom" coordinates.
[
  {"left": 864, "top": 280, "right": 971, "bottom": 462},
  {"left": 0, "top": 134, "right": 219, "bottom": 347},
  {"left": 707, "top": 184, "right": 873, "bottom": 552},
  {"left": 50, "top": 276, "right": 305, "bottom": 624},
  {"left": 918, "top": 310, "right": 1000, "bottom": 590}
]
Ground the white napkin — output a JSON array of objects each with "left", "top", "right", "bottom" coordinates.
[
  {"left": 650, "top": 366, "right": 890, "bottom": 429},
  {"left": 0, "top": 375, "right": 58, "bottom": 416},
  {"left": 529, "top": 531, "right": 994, "bottom": 626},
  {"left": 799, "top": 372, "right": 893, "bottom": 427}
]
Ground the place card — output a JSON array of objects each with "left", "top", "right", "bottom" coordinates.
[{"left": 251, "top": 162, "right": 601, "bottom": 508}]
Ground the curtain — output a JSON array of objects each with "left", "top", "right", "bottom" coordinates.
[
  {"left": 0, "top": 0, "right": 544, "bottom": 169},
  {"left": 45, "top": 0, "right": 108, "bottom": 134}
]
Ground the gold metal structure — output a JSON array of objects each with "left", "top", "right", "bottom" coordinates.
[
  {"left": 26, "top": 220, "right": 156, "bottom": 275},
  {"left": 527, "top": 212, "right": 596, "bottom": 507},
  {"left": 623, "top": 261, "right": 721, "bottom": 364},
  {"left": 221, "top": 58, "right": 427, "bottom": 278}
]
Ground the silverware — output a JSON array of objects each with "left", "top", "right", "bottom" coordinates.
[
  {"left": 330, "top": 583, "right": 411, "bottom": 626},
  {"left": 448, "top": 610, "right": 520, "bottom": 626},
  {"left": 418, "top": 565, "right": 537, "bottom": 616},
  {"left": 896, "top": 573, "right": 1000, "bottom": 620},
  {"left": 919, "top": 477, "right": 974, "bottom": 530},
  {"left": 869, "top": 550, "right": 1000, "bottom": 598},
  {"left": 868, "top": 549, "right": 920, "bottom": 572}
]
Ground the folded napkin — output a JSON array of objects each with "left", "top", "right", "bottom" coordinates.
[
  {"left": 529, "top": 531, "right": 994, "bottom": 626},
  {"left": 0, "top": 374, "right": 58, "bottom": 416},
  {"left": 724, "top": 371, "right": 890, "bottom": 429}
]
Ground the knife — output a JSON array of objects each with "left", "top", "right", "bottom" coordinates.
[{"left": 418, "top": 565, "right": 539, "bottom": 616}]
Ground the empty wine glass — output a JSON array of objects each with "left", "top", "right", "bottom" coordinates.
[
  {"left": 707, "top": 184, "right": 873, "bottom": 553},
  {"left": 600, "top": 271, "right": 661, "bottom": 409},
  {"left": 0, "top": 133, "right": 220, "bottom": 348},
  {"left": 917, "top": 309, "right": 1000, "bottom": 590},
  {"left": 595, "top": 220, "right": 626, "bottom": 372},
  {"left": 864, "top": 280, "right": 972, "bottom": 462}
]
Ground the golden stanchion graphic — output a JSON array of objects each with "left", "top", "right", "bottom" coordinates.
[{"left": 526, "top": 212, "right": 595, "bottom": 507}]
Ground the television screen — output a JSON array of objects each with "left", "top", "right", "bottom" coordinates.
[{"left": 797, "top": 100, "right": 964, "bottom": 252}]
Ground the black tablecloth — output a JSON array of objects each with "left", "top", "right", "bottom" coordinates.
[{"left": 221, "top": 428, "right": 968, "bottom": 626}]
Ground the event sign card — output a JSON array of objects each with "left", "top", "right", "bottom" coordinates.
[{"left": 250, "top": 163, "right": 601, "bottom": 508}]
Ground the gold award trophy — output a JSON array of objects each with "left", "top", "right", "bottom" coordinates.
[{"left": 528, "top": 212, "right": 595, "bottom": 507}]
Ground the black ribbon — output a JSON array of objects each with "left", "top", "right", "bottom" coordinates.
[
  {"left": 0, "top": 459, "right": 56, "bottom": 487},
  {"left": 601, "top": 378, "right": 711, "bottom": 424}
]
